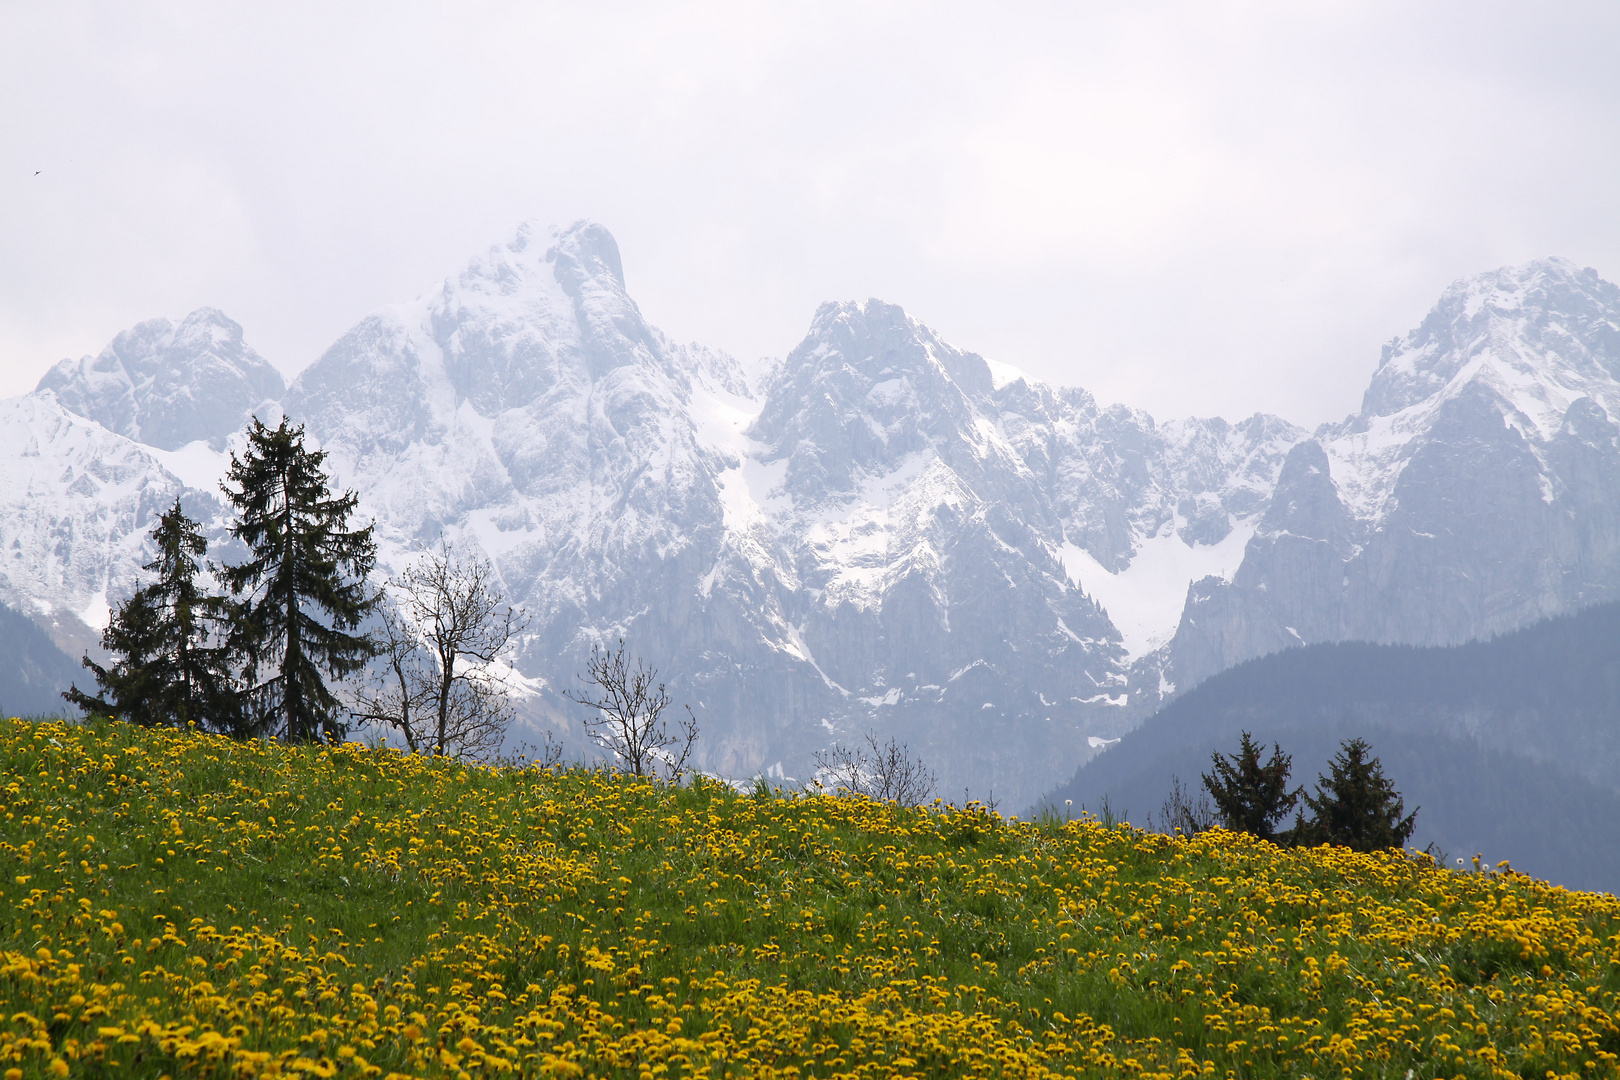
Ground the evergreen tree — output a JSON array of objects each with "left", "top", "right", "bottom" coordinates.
[
  {"left": 1291, "top": 737, "right": 1418, "bottom": 852},
  {"left": 64, "top": 499, "right": 238, "bottom": 729},
  {"left": 221, "top": 417, "right": 377, "bottom": 743},
  {"left": 64, "top": 589, "right": 164, "bottom": 724},
  {"left": 1201, "top": 731, "right": 1299, "bottom": 842}
]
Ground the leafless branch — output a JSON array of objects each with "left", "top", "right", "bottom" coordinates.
[
  {"left": 815, "top": 731, "right": 937, "bottom": 808},
  {"left": 566, "top": 639, "right": 697, "bottom": 780},
  {"left": 349, "top": 595, "right": 433, "bottom": 752},
  {"left": 352, "top": 543, "right": 529, "bottom": 758},
  {"left": 1147, "top": 774, "right": 1217, "bottom": 837}
]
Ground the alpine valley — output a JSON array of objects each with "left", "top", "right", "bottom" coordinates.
[{"left": 6, "top": 222, "right": 1620, "bottom": 809}]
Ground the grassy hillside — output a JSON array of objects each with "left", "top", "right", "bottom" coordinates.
[{"left": 1, "top": 719, "right": 1618, "bottom": 1079}]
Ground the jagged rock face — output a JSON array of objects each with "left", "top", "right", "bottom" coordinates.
[
  {"left": 1164, "top": 440, "right": 1355, "bottom": 685},
  {"left": 1360, "top": 260, "right": 1620, "bottom": 419},
  {"left": 754, "top": 300, "right": 1007, "bottom": 505},
  {"left": 0, "top": 395, "right": 202, "bottom": 660},
  {"left": 1153, "top": 258, "right": 1620, "bottom": 699},
  {"left": 36, "top": 308, "right": 284, "bottom": 451},
  {"left": 0, "top": 598, "right": 84, "bottom": 715},
  {"left": 275, "top": 231, "right": 1302, "bottom": 802},
  {"left": 743, "top": 301, "right": 1128, "bottom": 788}
]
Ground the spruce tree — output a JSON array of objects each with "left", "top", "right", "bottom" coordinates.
[
  {"left": 221, "top": 417, "right": 377, "bottom": 743},
  {"left": 1291, "top": 737, "right": 1418, "bottom": 852},
  {"left": 64, "top": 499, "right": 238, "bottom": 729},
  {"left": 64, "top": 589, "right": 164, "bottom": 724},
  {"left": 1201, "top": 731, "right": 1299, "bottom": 842}
]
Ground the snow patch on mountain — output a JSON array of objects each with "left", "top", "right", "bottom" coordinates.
[
  {"left": 984, "top": 357, "right": 1026, "bottom": 390},
  {"left": 1061, "top": 520, "right": 1254, "bottom": 660},
  {"left": 146, "top": 441, "right": 233, "bottom": 494}
]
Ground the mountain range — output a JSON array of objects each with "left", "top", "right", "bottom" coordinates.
[{"left": 4, "top": 221, "right": 1619, "bottom": 808}]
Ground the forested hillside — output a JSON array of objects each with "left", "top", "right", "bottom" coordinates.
[{"left": 1045, "top": 602, "right": 1620, "bottom": 894}]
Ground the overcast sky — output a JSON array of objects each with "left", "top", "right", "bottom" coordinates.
[{"left": 4, "top": 2, "right": 1619, "bottom": 426}]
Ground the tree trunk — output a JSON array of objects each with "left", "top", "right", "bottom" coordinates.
[
  {"left": 281, "top": 471, "right": 301, "bottom": 743},
  {"left": 435, "top": 661, "right": 453, "bottom": 756}
]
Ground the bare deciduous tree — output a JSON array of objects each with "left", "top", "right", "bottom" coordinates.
[
  {"left": 815, "top": 731, "right": 937, "bottom": 808},
  {"left": 566, "top": 639, "right": 697, "bottom": 779},
  {"left": 351, "top": 545, "right": 527, "bottom": 758},
  {"left": 1147, "top": 774, "right": 1217, "bottom": 837},
  {"left": 352, "top": 597, "right": 432, "bottom": 751}
]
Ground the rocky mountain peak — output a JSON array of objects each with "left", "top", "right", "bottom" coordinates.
[
  {"left": 288, "top": 219, "right": 683, "bottom": 474},
  {"left": 1258, "top": 440, "right": 1353, "bottom": 550},
  {"left": 1360, "top": 257, "right": 1620, "bottom": 425},
  {"left": 799, "top": 299, "right": 996, "bottom": 397},
  {"left": 35, "top": 307, "right": 284, "bottom": 451},
  {"left": 430, "top": 220, "right": 665, "bottom": 411},
  {"left": 748, "top": 299, "right": 1007, "bottom": 503},
  {"left": 544, "top": 220, "right": 626, "bottom": 292},
  {"left": 447, "top": 219, "right": 627, "bottom": 303}
]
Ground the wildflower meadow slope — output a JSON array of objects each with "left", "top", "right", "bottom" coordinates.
[{"left": 1, "top": 719, "right": 1617, "bottom": 1080}]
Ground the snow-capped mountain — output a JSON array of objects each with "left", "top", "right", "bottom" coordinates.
[
  {"left": 275, "top": 221, "right": 1292, "bottom": 801},
  {"left": 1152, "top": 257, "right": 1620, "bottom": 699},
  {"left": 37, "top": 308, "right": 284, "bottom": 451},
  {"left": 5, "top": 227, "right": 1617, "bottom": 805},
  {"left": 6, "top": 309, "right": 278, "bottom": 658}
]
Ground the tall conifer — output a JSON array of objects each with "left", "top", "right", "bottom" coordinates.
[
  {"left": 221, "top": 417, "right": 377, "bottom": 742},
  {"left": 1201, "top": 731, "right": 1300, "bottom": 842},
  {"left": 64, "top": 589, "right": 163, "bottom": 724},
  {"left": 65, "top": 499, "right": 237, "bottom": 729},
  {"left": 1291, "top": 738, "right": 1418, "bottom": 852}
]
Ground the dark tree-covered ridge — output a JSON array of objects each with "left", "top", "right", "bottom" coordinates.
[{"left": 1041, "top": 604, "right": 1620, "bottom": 890}]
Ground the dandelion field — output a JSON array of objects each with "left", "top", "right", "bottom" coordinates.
[{"left": 1, "top": 719, "right": 1617, "bottom": 1079}]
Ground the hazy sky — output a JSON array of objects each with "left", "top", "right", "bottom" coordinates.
[{"left": 4, "top": 2, "right": 1619, "bottom": 426}]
